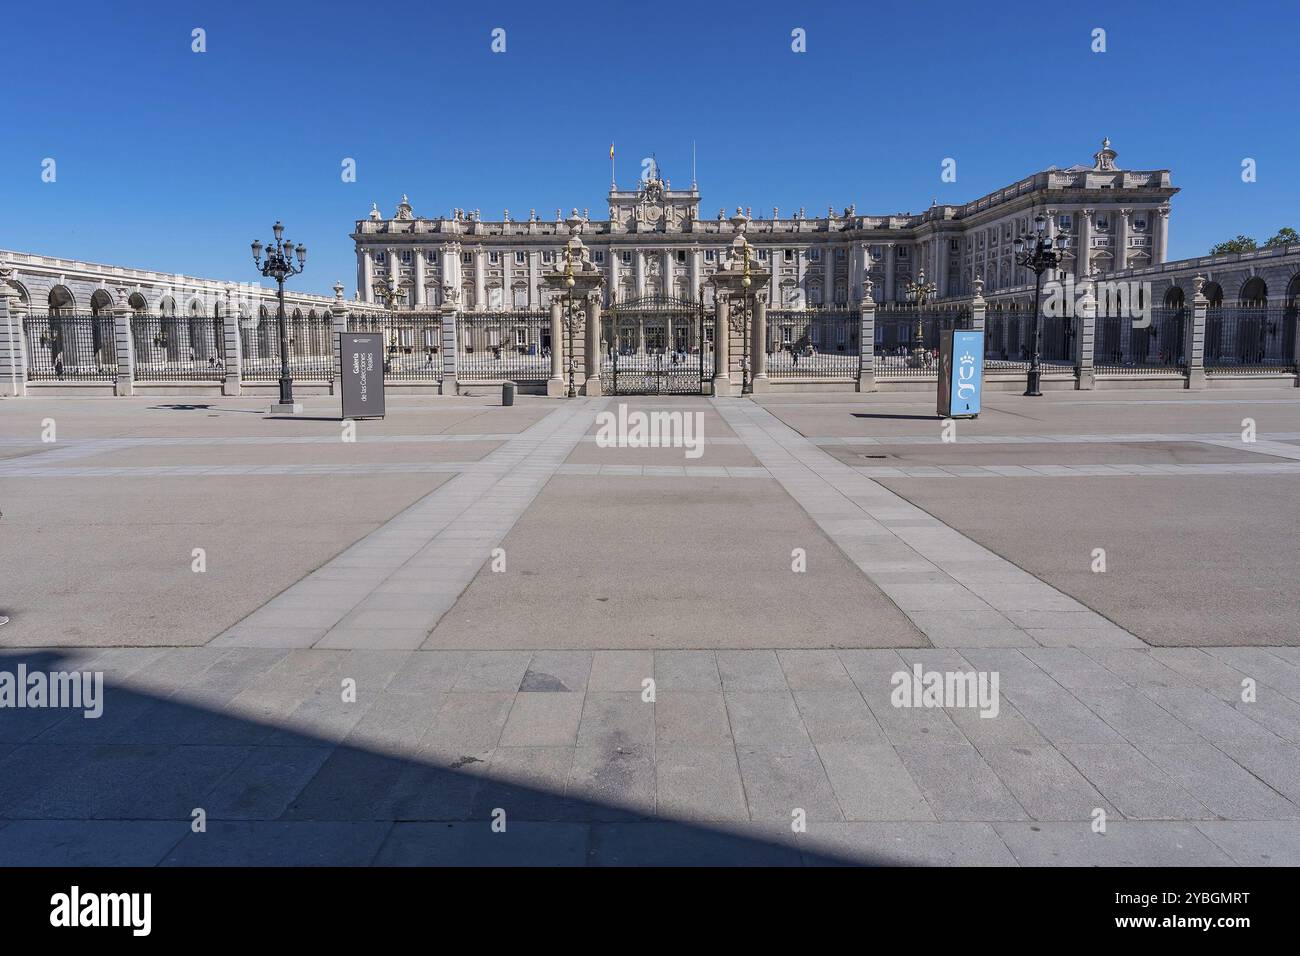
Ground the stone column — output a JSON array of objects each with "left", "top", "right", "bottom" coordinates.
[
  {"left": 501, "top": 250, "right": 512, "bottom": 310},
  {"left": 662, "top": 250, "right": 673, "bottom": 298},
  {"left": 1077, "top": 210, "right": 1094, "bottom": 281},
  {"left": 547, "top": 298, "right": 564, "bottom": 397},
  {"left": 796, "top": 249, "right": 807, "bottom": 304},
  {"left": 751, "top": 295, "right": 768, "bottom": 393},
  {"left": 1116, "top": 209, "right": 1131, "bottom": 274},
  {"left": 608, "top": 251, "right": 620, "bottom": 305},
  {"left": 690, "top": 248, "right": 702, "bottom": 301},
  {"left": 585, "top": 295, "right": 602, "bottom": 395},
  {"left": 112, "top": 291, "right": 134, "bottom": 396},
  {"left": 1156, "top": 206, "right": 1171, "bottom": 265},
  {"left": 1075, "top": 277, "right": 1096, "bottom": 390},
  {"left": 713, "top": 294, "right": 731, "bottom": 396},
  {"left": 439, "top": 301, "right": 459, "bottom": 395},
  {"left": 1186, "top": 274, "right": 1208, "bottom": 390},
  {"left": 0, "top": 273, "right": 27, "bottom": 397},
  {"left": 221, "top": 289, "right": 243, "bottom": 396},
  {"left": 857, "top": 279, "right": 876, "bottom": 392},
  {"left": 361, "top": 249, "right": 374, "bottom": 303},
  {"left": 635, "top": 250, "right": 646, "bottom": 298},
  {"left": 474, "top": 248, "right": 487, "bottom": 310},
  {"left": 330, "top": 282, "right": 349, "bottom": 394},
  {"left": 415, "top": 251, "right": 427, "bottom": 308},
  {"left": 884, "top": 243, "right": 897, "bottom": 302}
]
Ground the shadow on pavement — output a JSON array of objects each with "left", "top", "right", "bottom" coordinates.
[{"left": 0, "top": 650, "right": 883, "bottom": 867}]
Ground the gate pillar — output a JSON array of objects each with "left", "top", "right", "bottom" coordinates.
[
  {"left": 708, "top": 212, "right": 771, "bottom": 397},
  {"left": 751, "top": 296, "right": 769, "bottom": 393},
  {"left": 541, "top": 214, "right": 605, "bottom": 398},
  {"left": 713, "top": 295, "right": 732, "bottom": 396},
  {"left": 585, "top": 295, "right": 602, "bottom": 396}
]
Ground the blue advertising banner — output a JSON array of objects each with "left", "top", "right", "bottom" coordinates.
[{"left": 937, "top": 329, "right": 984, "bottom": 418}]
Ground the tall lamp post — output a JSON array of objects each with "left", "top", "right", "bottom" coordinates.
[
  {"left": 728, "top": 242, "right": 755, "bottom": 394},
  {"left": 904, "top": 269, "right": 937, "bottom": 367},
  {"left": 1013, "top": 212, "right": 1064, "bottom": 397},
  {"left": 251, "top": 221, "right": 306, "bottom": 408}
]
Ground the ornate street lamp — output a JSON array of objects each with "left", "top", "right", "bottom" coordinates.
[
  {"left": 251, "top": 221, "right": 306, "bottom": 407},
  {"left": 1013, "top": 212, "right": 1065, "bottom": 396},
  {"left": 904, "top": 269, "right": 937, "bottom": 367}
]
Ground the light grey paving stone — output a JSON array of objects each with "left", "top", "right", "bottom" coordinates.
[
  {"left": 93, "top": 743, "right": 252, "bottom": 819},
  {"left": 499, "top": 692, "right": 585, "bottom": 748},
  {"left": 945, "top": 697, "right": 1048, "bottom": 749},
  {"left": 1073, "top": 688, "right": 1205, "bottom": 748},
  {"left": 655, "top": 746, "right": 750, "bottom": 822},
  {"left": 576, "top": 692, "right": 655, "bottom": 751},
  {"left": 1058, "top": 742, "right": 1212, "bottom": 820},
  {"left": 1206, "top": 648, "right": 1300, "bottom": 702},
  {"left": 519, "top": 651, "right": 593, "bottom": 693},
  {"left": 422, "top": 692, "right": 515, "bottom": 754},
  {"left": 383, "top": 651, "right": 468, "bottom": 694},
  {"left": 735, "top": 745, "right": 844, "bottom": 823},
  {"left": 202, "top": 745, "right": 334, "bottom": 820},
  {"left": 895, "top": 744, "right": 1029, "bottom": 822},
  {"left": 978, "top": 745, "right": 1114, "bottom": 822},
  {"left": 588, "top": 651, "right": 655, "bottom": 692},
  {"left": 837, "top": 649, "right": 909, "bottom": 692},
  {"left": 450, "top": 651, "right": 533, "bottom": 691},
  {"left": 921, "top": 623, "right": 1036, "bottom": 648},
  {"left": 1230, "top": 694, "right": 1300, "bottom": 744},
  {"left": 1148, "top": 648, "right": 1252, "bottom": 699},
  {"left": 997, "top": 680, "right": 1127, "bottom": 745},
  {"left": 1022, "top": 648, "right": 1132, "bottom": 693},
  {"left": 1217, "top": 740, "right": 1300, "bottom": 805},
  {"left": 816, "top": 742, "right": 934, "bottom": 822},
  {"left": 343, "top": 691, "right": 445, "bottom": 755},
  {"left": 716, "top": 650, "right": 789, "bottom": 691},
  {"left": 776, "top": 650, "right": 856, "bottom": 690},
  {"left": 1023, "top": 627, "right": 1146, "bottom": 649},
  {"left": 1142, "top": 742, "right": 1300, "bottom": 821},
  {"left": 655, "top": 692, "right": 733, "bottom": 748},
  {"left": 0, "top": 820, "right": 190, "bottom": 866},
  {"left": 863, "top": 692, "right": 970, "bottom": 746},
  {"left": 654, "top": 651, "right": 721, "bottom": 691},
  {"left": 799, "top": 822, "right": 1018, "bottom": 866},
  {"left": 1083, "top": 648, "right": 1195, "bottom": 690},
  {"left": 568, "top": 744, "right": 656, "bottom": 820},
  {"left": 163, "top": 821, "right": 394, "bottom": 866},
  {"left": 792, "top": 691, "right": 886, "bottom": 745},
  {"left": 995, "top": 822, "right": 1236, "bottom": 866},
  {"left": 1196, "top": 822, "right": 1300, "bottom": 866},
  {"left": 264, "top": 651, "right": 407, "bottom": 745},
  {"left": 724, "top": 692, "right": 812, "bottom": 749},
  {"left": 1140, "top": 687, "right": 1284, "bottom": 750},
  {"left": 375, "top": 821, "right": 589, "bottom": 866}
]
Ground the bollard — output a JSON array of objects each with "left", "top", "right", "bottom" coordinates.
[{"left": 502, "top": 381, "right": 516, "bottom": 406}]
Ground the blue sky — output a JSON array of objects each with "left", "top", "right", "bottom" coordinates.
[{"left": 4, "top": 0, "right": 1298, "bottom": 296}]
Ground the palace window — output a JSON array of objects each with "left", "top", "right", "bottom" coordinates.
[
  {"left": 836, "top": 248, "right": 846, "bottom": 260},
  {"left": 676, "top": 250, "right": 686, "bottom": 263},
  {"left": 897, "top": 247, "right": 909, "bottom": 259},
  {"left": 594, "top": 251, "right": 605, "bottom": 263},
  {"left": 515, "top": 328, "right": 527, "bottom": 347},
  {"left": 809, "top": 249, "right": 820, "bottom": 261},
  {"left": 542, "top": 251, "right": 554, "bottom": 263},
  {"left": 515, "top": 251, "right": 526, "bottom": 264},
  {"left": 427, "top": 252, "right": 438, "bottom": 264},
  {"left": 622, "top": 251, "right": 632, "bottom": 264},
  {"left": 400, "top": 250, "right": 412, "bottom": 265},
  {"left": 1133, "top": 216, "right": 1147, "bottom": 231},
  {"left": 1096, "top": 216, "right": 1109, "bottom": 231},
  {"left": 784, "top": 249, "right": 794, "bottom": 262},
  {"left": 462, "top": 252, "right": 473, "bottom": 264},
  {"left": 706, "top": 250, "right": 716, "bottom": 261},
  {"left": 1057, "top": 214, "right": 1072, "bottom": 230},
  {"left": 375, "top": 252, "right": 386, "bottom": 265},
  {"left": 489, "top": 252, "right": 499, "bottom": 264}
]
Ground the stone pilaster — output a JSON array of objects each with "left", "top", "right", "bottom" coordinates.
[
  {"left": 713, "top": 295, "right": 732, "bottom": 396},
  {"left": 1075, "top": 278, "right": 1096, "bottom": 390},
  {"left": 0, "top": 271, "right": 27, "bottom": 397},
  {"left": 1186, "top": 275, "right": 1207, "bottom": 390},
  {"left": 751, "top": 295, "right": 769, "bottom": 393},
  {"left": 221, "top": 288, "right": 243, "bottom": 396},
  {"left": 547, "top": 299, "right": 565, "bottom": 397},
  {"left": 112, "top": 289, "right": 134, "bottom": 396},
  {"left": 584, "top": 295, "right": 602, "bottom": 396},
  {"left": 439, "top": 298, "right": 459, "bottom": 395},
  {"left": 857, "top": 277, "right": 877, "bottom": 393}
]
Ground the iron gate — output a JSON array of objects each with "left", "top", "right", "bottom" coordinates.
[{"left": 602, "top": 294, "right": 710, "bottom": 395}]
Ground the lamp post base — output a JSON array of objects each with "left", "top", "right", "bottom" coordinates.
[
  {"left": 269, "top": 402, "right": 304, "bottom": 415},
  {"left": 1024, "top": 368, "right": 1042, "bottom": 397}
]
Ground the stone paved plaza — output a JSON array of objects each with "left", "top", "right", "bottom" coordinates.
[{"left": 2, "top": 387, "right": 1300, "bottom": 865}]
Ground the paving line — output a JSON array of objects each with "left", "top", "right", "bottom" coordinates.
[
  {"left": 714, "top": 399, "right": 1146, "bottom": 650},
  {"left": 211, "top": 399, "right": 608, "bottom": 651}
]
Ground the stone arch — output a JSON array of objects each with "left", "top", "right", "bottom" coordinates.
[
  {"left": 128, "top": 293, "right": 148, "bottom": 314},
  {"left": 1164, "top": 286, "right": 1185, "bottom": 308},
  {"left": 89, "top": 289, "right": 115, "bottom": 315},
  {"left": 48, "top": 285, "right": 76, "bottom": 314},
  {"left": 1286, "top": 273, "right": 1300, "bottom": 308},
  {"left": 158, "top": 295, "right": 177, "bottom": 316},
  {"left": 1202, "top": 281, "right": 1224, "bottom": 307},
  {"left": 1239, "top": 276, "right": 1268, "bottom": 307}
]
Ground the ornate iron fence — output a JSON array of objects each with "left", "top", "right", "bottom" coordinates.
[
  {"left": 348, "top": 312, "right": 442, "bottom": 381},
  {"left": 766, "top": 308, "right": 860, "bottom": 380},
  {"left": 983, "top": 309, "right": 1076, "bottom": 374},
  {"left": 131, "top": 315, "right": 226, "bottom": 381},
  {"left": 239, "top": 313, "right": 335, "bottom": 382},
  {"left": 1205, "top": 307, "right": 1297, "bottom": 375},
  {"left": 1093, "top": 306, "right": 1185, "bottom": 375},
  {"left": 457, "top": 310, "right": 550, "bottom": 381},
  {"left": 602, "top": 295, "right": 709, "bottom": 394},
  {"left": 873, "top": 307, "right": 970, "bottom": 378},
  {"left": 23, "top": 314, "right": 117, "bottom": 382}
]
